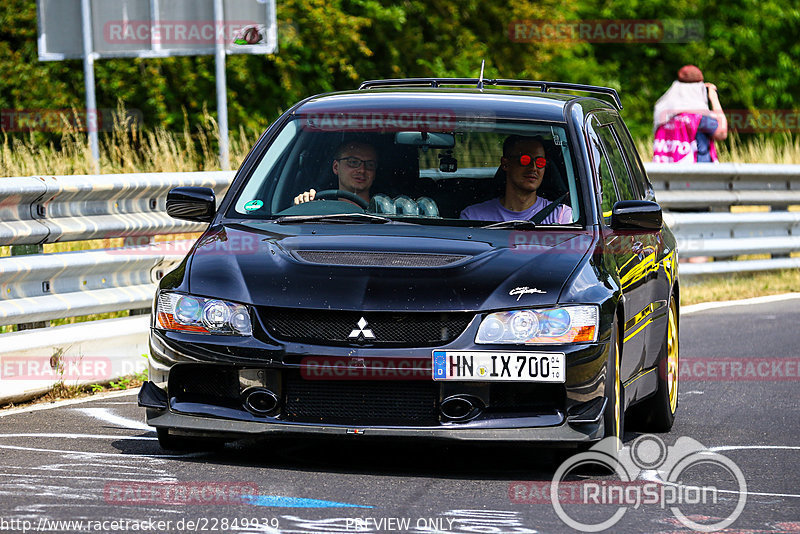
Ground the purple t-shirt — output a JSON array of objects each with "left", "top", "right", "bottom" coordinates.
[{"left": 460, "top": 197, "right": 573, "bottom": 224}]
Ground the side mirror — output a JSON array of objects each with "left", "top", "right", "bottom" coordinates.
[
  {"left": 611, "top": 200, "right": 662, "bottom": 231},
  {"left": 166, "top": 187, "right": 216, "bottom": 222}
]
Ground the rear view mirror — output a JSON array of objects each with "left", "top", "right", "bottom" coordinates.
[
  {"left": 611, "top": 200, "right": 662, "bottom": 230},
  {"left": 166, "top": 187, "right": 216, "bottom": 223},
  {"left": 395, "top": 131, "right": 455, "bottom": 148}
]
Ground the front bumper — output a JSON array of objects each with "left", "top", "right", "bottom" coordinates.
[
  {"left": 142, "top": 325, "right": 612, "bottom": 444},
  {"left": 143, "top": 402, "right": 604, "bottom": 442}
]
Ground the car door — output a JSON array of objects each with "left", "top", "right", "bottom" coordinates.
[
  {"left": 585, "top": 111, "right": 652, "bottom": 382},
  {"left": 613, "top": 115, "right": 675, "bottom": 370}
]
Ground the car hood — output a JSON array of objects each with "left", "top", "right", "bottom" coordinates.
[{"left": 186, "top": 222, "right": 595, "bottom": 312}]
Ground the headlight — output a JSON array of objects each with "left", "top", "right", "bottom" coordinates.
[
  {"left": 476, "top": 306, "right": 598, "bottom": 344},
  {"left": 155, "top": 292, "right": 253, "bottom": 336}
]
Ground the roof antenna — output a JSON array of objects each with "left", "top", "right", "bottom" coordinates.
[{"left": 477, "top": 60, "right": 485, "bottom": 89}]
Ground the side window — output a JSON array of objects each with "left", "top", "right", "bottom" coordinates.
[
  {"left": 587, "top": 119, "right": 619, "bottom": 223},
  {"left": 594, "top": 121, "right": 637, "bottom": 202},
  {"left": 613, "top": 118, "right": 653, "bottom": 200}
]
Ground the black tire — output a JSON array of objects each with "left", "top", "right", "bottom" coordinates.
[
  {"left": 156, "top": 428, "right": 226, "bottom": 452},
  {"left": 628, "top": 297, "right": 679, "bottom": 432}
]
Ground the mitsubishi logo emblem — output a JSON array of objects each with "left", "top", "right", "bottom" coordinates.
[{"left": 348, "top": 317, "right": 375, "bottom": 340}]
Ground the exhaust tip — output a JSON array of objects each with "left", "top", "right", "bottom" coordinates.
[
  {"left": 440, "top": 395, "right": 483, "bottom": 422},
  {"left": 242, "top": 387, "right": 280, "bottom": 416}
]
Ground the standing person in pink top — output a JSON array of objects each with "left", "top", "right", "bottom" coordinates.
[
  {"left": 460, "top": 135, "right": 573, "bottom": 224},
  {"left": 652, "top": 65, "right": 728, "bottom": 163}
]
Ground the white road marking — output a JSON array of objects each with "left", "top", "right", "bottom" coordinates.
[
  {"left": 0, "top": 444, "right": 203, "bottom": 459},
  {"left": 76, "top": 407, "right": 152, "bottom": 432},
  {"left": 16, "top": 503, "right": 185, "bottom": 515},
  {"left": 680, "top": 390, "right": 704, "bottom": 395},
  {"left": 683, "top": 292, "right": 800, "bottom": 315},
  {"left": 0, "top": 472, "right": 175, "bottom": 483},
  {"left": 0, "top": 433, "right": 153, "bottom": 440}
]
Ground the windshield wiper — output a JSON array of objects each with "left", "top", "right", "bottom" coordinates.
[
  {"left": 273, "top": 213, "right": 393, "bottom": 224},
  {"left": 481, "top": 219, "right": 537, "bottom": 230}
]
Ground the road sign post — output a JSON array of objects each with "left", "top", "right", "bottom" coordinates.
[
  {"left": 214, "top": 0, "right": 230, "bottom": 171},
  {"left": 80, "top": 0, "right": 100, "bottom": 170}
]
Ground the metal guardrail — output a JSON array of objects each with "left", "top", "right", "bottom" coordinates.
[
  {"left": 0, "top": 171, "right": 232, "bottom": 326},
  {"left": 424, "top": 164, "right": 800, "bottom": 272},
  {"left": 646, "top": 163, "right": 800, "bottom": 275},
  {"left": 0, "top": 243, "right": 189, "bottom": 325},
  {"left": 644, "top": 162, "right": 800, "bottom": 209},
  {"left": 0, "top": 171, "right": 233, "bottom": 245}
]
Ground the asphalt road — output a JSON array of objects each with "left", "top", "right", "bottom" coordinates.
[{"left": 0, "top": 296, "right": 798, "bottom": 534}]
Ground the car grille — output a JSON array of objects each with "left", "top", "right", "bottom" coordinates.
[
  {"left": 283, "top": 375, "right": 439, "bottom": 426},
  {"left": 168, "top": 365, "right": 240, "bottom": 403},
  {"left": 259, "top": 308, "right": 473, "bottom": 347},
  {"left": 294, "top": 250, "right": 469, "bottom": 268}
]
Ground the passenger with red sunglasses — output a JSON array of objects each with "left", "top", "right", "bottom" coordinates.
[{"left": 460, "top": 135, "right": 573, "bottom": 224}]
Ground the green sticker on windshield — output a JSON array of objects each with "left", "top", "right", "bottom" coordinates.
[{"left": 244, "top": 200, "right": 264, "bottom": 211}]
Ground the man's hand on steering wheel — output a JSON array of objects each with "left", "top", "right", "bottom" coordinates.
[
  {"left": 293, "top": 188, "right": 370, "bottom": 209},
  {"left": 293, "top": 188, "right": 318, "bottom": 205}
]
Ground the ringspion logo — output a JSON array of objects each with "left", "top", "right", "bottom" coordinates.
[{"left": 520, "top": 435, "right": 747, "bottom": 532}]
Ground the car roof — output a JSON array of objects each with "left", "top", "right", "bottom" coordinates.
[{"left": 294, "top": 87, "right": 617, "bottom": 123}]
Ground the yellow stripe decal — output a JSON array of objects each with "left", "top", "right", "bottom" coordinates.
[
  {"left": 624, "top": 318, "right": 652, "bottom": 343},
  {"left": 623, "top": 367, "right": 656, "bottom": 388},
  {"left": 626, "top": 302, "right": 656, "bottom": 331}
]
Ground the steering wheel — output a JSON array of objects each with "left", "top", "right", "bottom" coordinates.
[{"left": 313, "top": 189, "right": 369, "bottom": 209}]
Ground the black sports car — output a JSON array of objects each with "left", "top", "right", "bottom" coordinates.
[{"left": 139, "top": 78, "right": 680, "bottom": 450}]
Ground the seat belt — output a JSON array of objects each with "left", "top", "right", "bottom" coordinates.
[{"left": 530, "top": 192, "right": 569, "bottom": 225}]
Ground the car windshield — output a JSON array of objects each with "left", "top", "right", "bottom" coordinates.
[{"left": 229, "top": 112, "right": 581, "bottom": 227}]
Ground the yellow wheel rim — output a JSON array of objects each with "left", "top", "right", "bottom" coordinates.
[{"left": 667, "top": 299, "right": 679, "bottom": 413}]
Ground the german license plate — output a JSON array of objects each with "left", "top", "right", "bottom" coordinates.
[{"left": 432, "top": 351, "right": 565, "bottom": 382}]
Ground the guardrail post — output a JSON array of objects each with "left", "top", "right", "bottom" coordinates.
[{"left": 10, "top": 244, "right": 50, "bottom": 330}]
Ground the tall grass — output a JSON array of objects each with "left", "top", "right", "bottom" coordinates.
[
  {"left": 0, "top": 104, "right": 260, "bottom": 177},
  {"left": 3, "top": 106, "right": 799, "bottom": 177}
]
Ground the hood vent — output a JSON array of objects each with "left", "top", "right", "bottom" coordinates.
[{"left": 294, "top": 250, "right": 469, "bottom": 268}]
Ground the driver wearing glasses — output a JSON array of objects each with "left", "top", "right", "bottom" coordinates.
[
  {"left": 293, "top": 141, "right": 378, "bottom": 206},
  {"left": 460, "top": 135, "right": 572, "bottom": 224}
]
